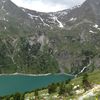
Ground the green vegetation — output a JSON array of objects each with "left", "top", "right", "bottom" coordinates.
[
  {"left": 48, "top": 83, "right": 58, "bottom": 94},
  {"left": 0, "top": 28, "right": 100, "bottom": 74},
  {"left": 82, "top": 73, "right": 92, "bottom": 91},
  {"left": 0, "top": 27, "right": 100, "bottom": 74},
  {"left": 70, "top": 70, "right": 100, "bottom": 86},
  {"left": 0, "top": 36, "right": 59, "bottom": 74}
]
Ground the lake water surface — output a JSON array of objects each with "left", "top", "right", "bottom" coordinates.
[{"left": 0, "top": 73, "right": 74, "bottom": 96}]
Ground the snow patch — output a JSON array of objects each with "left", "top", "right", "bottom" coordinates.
[
  {"left": 22, "top": 9, "right": 25, "bottom": 12},
  {"left": 55, "top": 11, "right": 68, "bottom": 17},
  {"left": 53, "top": 16, "right": 64, "bottom": 28},
  {"left": 28, "top": 13, "right": 40, "bottom": 20},
  {"left": 39, "top": 16, "right": 49, "bottom": 26},
  {"left": 1, "top": 0, "right": 6, "bottom": 10},
  {"left": 93, "top": 24, "right": 98, "bottom": 28},
  {"left": 69, "top": 17, "right": 77, "bottom": 21},
  {"left": 93, "top": 24, "right": 100, "bottom": 30},
  {"left": 3, "top": 18, "right": 8, "bottom": 22},
  {"left": 28, "top": 13, "right": 49, "bottom": 26},
  {"left": 6, "top": 19, "right": 8, "bottom": 22},
  {"left": 4, "top": 26, "right": 6, "bottom": 30},
  {"left": 89, "top": 30, "right": 96, "bottom": 34},
  {"left": 28, "top": 13, "right": 35, "bottom": 19},
  {"left": 71, "top": 5, "right": 80, "bottom": 9},
  {"left": 6, "top": 12, "right": 9, "bottom": 15},
  {"left": 61, "top": 11, "right": 68, "bottom": 15},
  {"left": 1, "top": 6, "right": 4, "bottom": 9},
  {"left": 49, "top": 13, "right": 53, "bottom": 17},
  {"left": 32, "top": 15, "right": 38, "bottom": 18}
]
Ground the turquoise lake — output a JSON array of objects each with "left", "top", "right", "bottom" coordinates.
[{"left": 0, "top": 74, "right": 74, "bottom": 96}]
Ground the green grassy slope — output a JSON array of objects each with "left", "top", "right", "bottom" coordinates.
[{"left": 71, "top": 70, "right": 100, "bottom": 86}]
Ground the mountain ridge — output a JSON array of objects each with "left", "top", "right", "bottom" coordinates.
[{"left": 0, "top": 0, "right": 100, "bottom": 74}]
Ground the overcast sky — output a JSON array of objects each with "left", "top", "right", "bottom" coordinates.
[{"left": 11, "top": 0, "right": 86, "bottom": 12}]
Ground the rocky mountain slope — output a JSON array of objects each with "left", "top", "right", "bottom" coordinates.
[{"left": 0, "top": 0, "right": 100, "bottom": 74}]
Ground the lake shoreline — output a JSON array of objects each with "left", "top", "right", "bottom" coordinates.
[{"left": 0, "top": 72, "right": 75, "bottom": 77}]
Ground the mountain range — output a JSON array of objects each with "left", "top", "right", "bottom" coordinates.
[{"left": 0, "top": 0, "right": 100, "bottom": 74}]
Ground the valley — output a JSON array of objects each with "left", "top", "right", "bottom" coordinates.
[{"left": 0, "top": 0, "right": 100, "bottom": 99}]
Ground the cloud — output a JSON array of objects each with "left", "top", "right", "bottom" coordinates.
[{"left": 11, "top": 0, "right": 86, "bottom": 12}]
